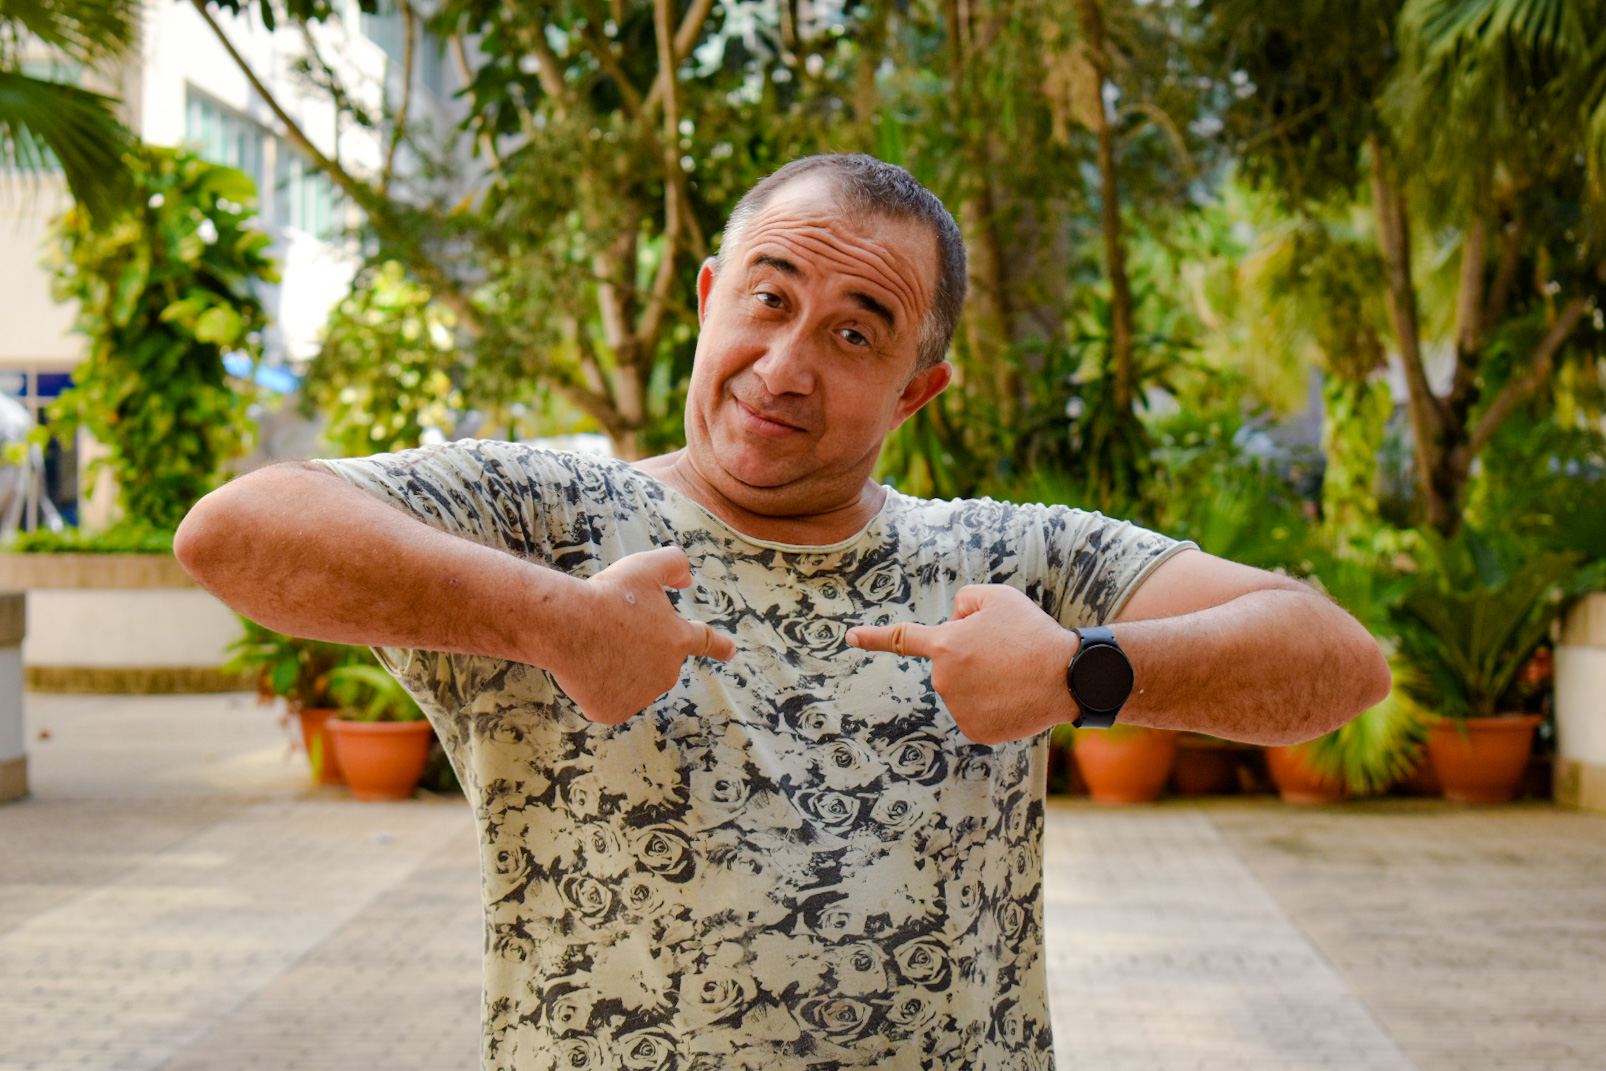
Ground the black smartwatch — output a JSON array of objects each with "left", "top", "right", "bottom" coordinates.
[{"left": 1065, "top": 625, "right": 1133, "bottom": 729}]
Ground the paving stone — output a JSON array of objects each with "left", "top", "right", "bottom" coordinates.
[
  {"left": 1043, "top": 803, "right": 1416, "bottom": 1071},
  {"left": 1212, "top": 800, "right": 1606, "bottom": 1071},
  {"left": 8, "top": 694, "right": 1606, "bottom": 1071},
  {"left": 0, "top": 795, "right": 470, "bottom": 1071}
]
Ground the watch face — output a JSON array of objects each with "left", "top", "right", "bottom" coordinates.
[{"left": 1072, "top": 643, "right": 1134, "bottom": 711}]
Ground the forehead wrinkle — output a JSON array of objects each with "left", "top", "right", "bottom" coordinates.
[{"left": 740, "top": 218, "right": 932, "bottom": 336}]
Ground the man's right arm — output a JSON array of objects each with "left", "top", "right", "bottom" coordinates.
[{"left": 175, "top": 462, "right": 735, "bottom": 722}]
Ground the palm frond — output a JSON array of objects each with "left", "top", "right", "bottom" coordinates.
[
  {"left": 1300, "top": 665, "right": 1430, "bottom": 796},
  {"left": 0, "top": 69, "right": 133, "bottom": 222},
  {"left": 0, "top": 0, "right": 138, "bottom": 66}
]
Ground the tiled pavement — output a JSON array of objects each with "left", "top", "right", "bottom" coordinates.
[{"left": 2, "top": 695, "right": 1604, "bottom": 1071}]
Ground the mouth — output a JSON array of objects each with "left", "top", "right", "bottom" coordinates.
[{"left": 734, "top": 398, "right": 809, "bottom": 435}]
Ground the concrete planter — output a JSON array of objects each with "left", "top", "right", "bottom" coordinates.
[
  {"left": 1556, "top": 592, "right": 1606, "bottom": 812},
  {"left": 0, "top": 553, "right": 248, "bottom": 694},
  {"left": 0, "top": 592, "right": 25, "bottom": 801}
]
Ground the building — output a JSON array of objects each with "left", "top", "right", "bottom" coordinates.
[{"left": 0, "top": 0, "right": 464, "bottom": 530}]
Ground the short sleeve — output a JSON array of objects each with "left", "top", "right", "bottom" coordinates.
[
  {"left": 309, "top": 439, "right": 561, "bottom": 558},
  {"left": 309, "top": 440, "right": 580, "bottom": 711},
  {"left": 1031, "top": 505, "right": 1194, "bottom": 629}
]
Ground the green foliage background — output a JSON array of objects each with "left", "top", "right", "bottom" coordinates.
[{"left": 46, "top": 146, "right": 276, "bottom": 531}]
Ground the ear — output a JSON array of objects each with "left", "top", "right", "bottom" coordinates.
[
  {"left": 697, "top": 257, "right": 719, "bottom": 325},
  {"left": 889, "top": 360, "right": 953, "bottom": 431}
]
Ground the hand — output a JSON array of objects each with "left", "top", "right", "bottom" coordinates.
[
  {"left": 846, "top": 585, "right": 1078, "bottom": 745},
  {"left": 546, "top": 547, "right": 736, "bottom": 725}
]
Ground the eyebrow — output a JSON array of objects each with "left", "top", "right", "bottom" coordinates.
[{"left": 750, "top": 253, "right": 897, "bottom": 330}]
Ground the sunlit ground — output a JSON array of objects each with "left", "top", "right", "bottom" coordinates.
[{"left": 2, "top": 694, "right": 1602, "bottom": 1071}]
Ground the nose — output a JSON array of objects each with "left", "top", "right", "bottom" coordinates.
[{"left": 751, "top": 327, "right": 818, "bottom": 396}]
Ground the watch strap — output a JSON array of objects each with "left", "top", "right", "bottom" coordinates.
[{"left": 1067, "top": 625, "right": 1127, "bottom": 729}]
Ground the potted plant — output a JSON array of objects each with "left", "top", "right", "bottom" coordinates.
[
  {"left": 1056, "top": 722, "right": 1178, "bottom": 804},
  {"left": 1268, "top": 677, "right": 1430, "bottom": 802},
  {"left": 1395, "top": 528, "right": 1585, "bottom": 802},
  {"left": 325, "top": 664, "right": 435, "bottom": 801},
  {"left": 225, "top": 619, "right": 368, "bottom": 785},
  {"left": 1265, "top": 551, "right": 1429, "bottom": 803}
]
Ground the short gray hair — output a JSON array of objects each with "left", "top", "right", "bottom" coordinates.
[{"left": 716, "top": 154, "right": 967, "bottom": 370}]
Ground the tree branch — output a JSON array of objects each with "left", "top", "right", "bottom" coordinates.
[
  {"left": 1447, "top": 213, "right": 1487, "bottom": 417},
  {"left": 526, "top": 24, "right": 571, "bottom": 103},
  {"left": 1483, "top": 212, "right": 1527, "bottom": 331},
  {"left": 637, "top": 0, "right": 684, "bottom": 352},
  {"left": 642, "top": 0, "right": 718, "bottom": 113},
  {"left": 451, "top": 32, "right": 503, "bottom": 169},
  {"left": 1071, "top": 0, "right": 1134, "bottom": 412},
  {"left": 189, "top": 0, "right": 479, "bottom": 332},
  {"left": 1465, "top": 295, "right": 1590, "bottom": 458},
  {"left": 577, "top": 6, "right": 644, "bottom": 117},
  {"left": 380, "top": 0, "right": 419, "bottom": 196},
  {"left": 1368, "top": 137, "right": 1437, "bottom": 434}
]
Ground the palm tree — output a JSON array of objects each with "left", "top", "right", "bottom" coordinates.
[
  {"left": 1377, "top": 0, "right": 1606, "bottom": 534},
  {"left": 0, "top": 0, "right": 137, "bottom": 223}
]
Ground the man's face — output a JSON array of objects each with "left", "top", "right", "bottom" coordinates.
[{"left": 683, "top": 178, "right": 951, "bottom": 516}]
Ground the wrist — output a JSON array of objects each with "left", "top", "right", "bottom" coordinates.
[
  {"left": 1045, "top": 628, "right": 1082, "bottom": 730},
  {"left": 498, "top": 565, "right": 591, "bottom": 670}
]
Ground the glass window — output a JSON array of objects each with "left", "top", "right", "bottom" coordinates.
[
  {"left": 184, "top": 90, "right": 266, "bottom": 196},
  {"left": 274, "top": 150, "right": 341, "bottom": 239},
  {"left": 361, "top": 1, "right": 408, "bottom": 67}
]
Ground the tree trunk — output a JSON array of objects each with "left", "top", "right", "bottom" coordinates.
[
  {"left": 1070, "top": 0, "right": 1134, "bottom": 412},
  {"left": 1367, "top": 136, "right": 1462, "bottom": 535}
]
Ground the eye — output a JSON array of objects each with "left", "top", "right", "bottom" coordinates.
[
  {"left": 755, "top": 290, "right": 783, "bottom": 309},
  {"left": 839, "top": 327, "right": 869, "bottom": 347}
]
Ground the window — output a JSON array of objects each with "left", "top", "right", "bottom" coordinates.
[
  {"left": 420, "top": 29, "right": 447, "bottom": 97},
  {"left": 362, "top": 1, "right": 449, "bottom": 97},
  {"left": 185, "top": 91, "right": 267, "bottom": 195},
  {"left": 361, "top": 1, "right": 408, "bottom": 67},
  {"left": 185, "top": 88, "right": 344, "bottom": 239},
  {"left": 274, "top": 151, "right": 340, "bottom": 239}
]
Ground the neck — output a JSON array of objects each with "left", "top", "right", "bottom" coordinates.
[{"left": 633, "top": 450, "right": 887, "bottom": 546}]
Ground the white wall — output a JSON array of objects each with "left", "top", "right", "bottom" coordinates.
[{"left": 0, "top": 183, "right": 80, "bottom": 368}]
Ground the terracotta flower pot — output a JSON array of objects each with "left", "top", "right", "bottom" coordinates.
[
  {"left": 1264, "top": 745, "right": 1349, "bottom": 805},
  {"left": 1169, "top": 734, "right": 1245, "bottom": 796},
  {"left": 1426, "top": 714, "right": 1543, "bottom": 803},
  {"left": 294, "top": 706, "right": 345, "bottom": 785},
  {"left": 1072, "top": 727, "right": 1178, "bottom": 804},
  {"left": 326, "top": 719, "right": 436, "bottom": 801}
]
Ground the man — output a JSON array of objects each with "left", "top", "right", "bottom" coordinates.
[{"left": 177, "top": 154, "right": 1390, "bottom": 1070}]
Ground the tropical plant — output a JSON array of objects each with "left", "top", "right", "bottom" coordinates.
[
  {"left": 1296, "top": 548, "right": 1428, "bottom": 794},
  {"left": 1149, "top": 406, "right": 1315, "bottom": 572},
  {"left": 327, "top": 663, "right": 426, "bottom": 723},
  {"left": 1297, "top": 674, "right": 1429, "bottom": 796},
  {"left": 303, "top": 260, "right": 463, "bottom": 457},
  {"left": 225, "top": 617, "right": 372, "bottom": 710},
  {"left": 0, "top": 0, "right": 137, "bottom": 222},
  {"left": 1208, "top": 0, "right": 1606, "bottom": 535},
  {"left": 45, "top": 146, "right": 276, "bottom": 532},
  {"left": 1395, "top": 527, "right": 1585, "bottom": 721}
]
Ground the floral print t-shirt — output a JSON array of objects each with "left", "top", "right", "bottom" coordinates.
[{"left": 316, "top": 441, "right": 1190, "bottom": 1071}]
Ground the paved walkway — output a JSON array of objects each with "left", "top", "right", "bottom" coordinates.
[{"left": 2, "top": 694, "right": 1603, "bottom": 1071}]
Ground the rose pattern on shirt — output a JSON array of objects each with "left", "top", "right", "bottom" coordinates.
[{"left": 318, "top": 442, "right": 1189, "bottom": 1071}]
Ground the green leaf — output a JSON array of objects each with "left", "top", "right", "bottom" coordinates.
[
  {"left": 159, "top": 297, "right": 204, "bottom": 325},
  {"left": 0, "top": 70, "right": 135, "bottom": 225},
  {"left": 194, "top": 305, "right": 243, "bottom": 344},
  {"left": 270, "top": 657, "right": 300, "bottom": 697}
]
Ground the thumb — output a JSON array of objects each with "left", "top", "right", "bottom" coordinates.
[
  {"left": 689, "top": 621, "right": 738, "bottom": 662},
  {"left": 846, "top": 620, "right": 941, "bottom": 659},
  {"left": 951, "top": 584, "right": 1000, "bottom": 621},
  {"left": 627, "top": 545, "right": 694, "bottom": 589}
]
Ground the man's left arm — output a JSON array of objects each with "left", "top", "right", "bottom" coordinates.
[{"left": 846, "top": 548, "right": 1393, "bottom": 746}]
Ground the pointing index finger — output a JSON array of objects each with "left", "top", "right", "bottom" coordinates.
[{"left": 846, "top": 621, "right": 937, "bottom": 659}]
